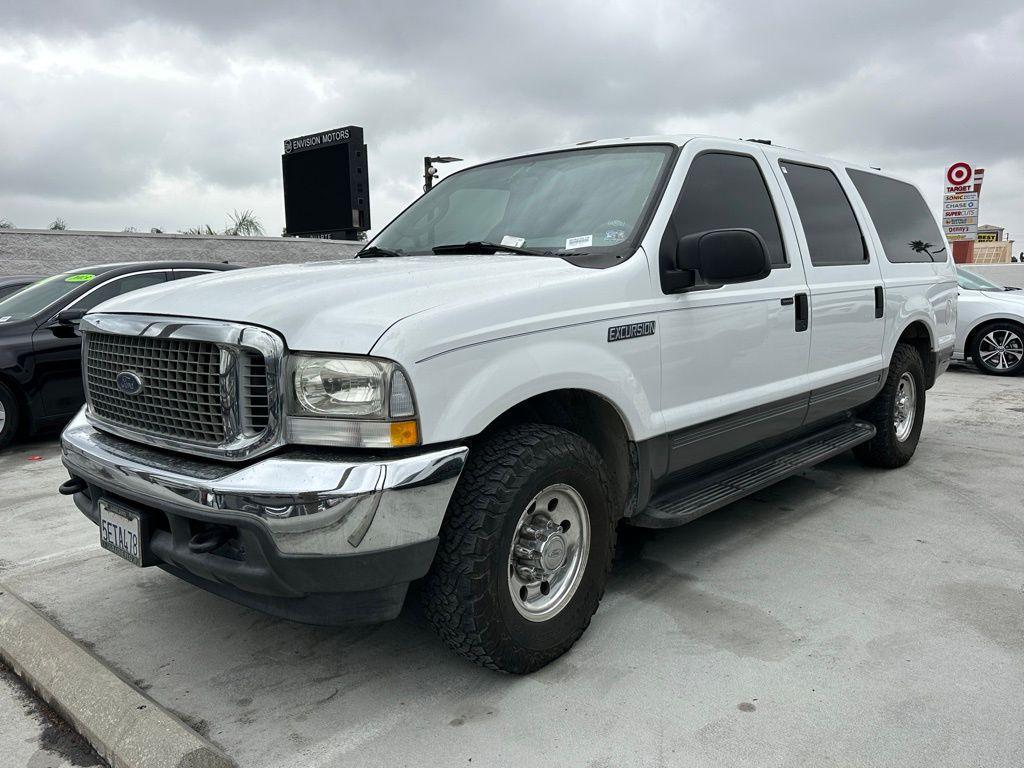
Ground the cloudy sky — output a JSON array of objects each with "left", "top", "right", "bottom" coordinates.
[{"left": 1, "top": 0, "right": 1022, "bottom": 245}]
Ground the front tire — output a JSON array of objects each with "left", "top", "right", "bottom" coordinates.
[
  {"left": 423, "top": 424, "right": 615, "bottom": 673},
  {"left": 0, "top": 382, "right": 20, "bottom": 450},
  {"left": 970, "top": 321, "right": 1024, "bottom": 376},
  {"left": 853, "top": 343, "right": 925, "bottom": 469}
]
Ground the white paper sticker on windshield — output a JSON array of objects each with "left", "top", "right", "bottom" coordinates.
[
  {"left": 565, "top": 235, "right": 593, "bottom": 250},
  {"left": 501, "top": 235, "right": 526, "bottom": 248},
  {"left": 0, "top": 316, "right": 11, "bottom": 323}
]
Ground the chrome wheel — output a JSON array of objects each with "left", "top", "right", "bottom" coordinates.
[
  {"left": 893, "top": 372, "right": 917, "bottom": 442},
  {"left": 978, "top": 329, "right": 1023, "bottom": 371},
  {"left": 508, "top": 483, "right": 590, "bottom": 622},
  {"left": 0, "top": 399, "right": 5, "bottom": 434}
]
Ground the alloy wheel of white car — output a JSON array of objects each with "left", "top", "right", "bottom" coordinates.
[
  {"left": 977, "top": 328, "right": 1024, "bottom": 372},
  {"left": 970, "top": 321, "right": 1024, "bottom": 376}
]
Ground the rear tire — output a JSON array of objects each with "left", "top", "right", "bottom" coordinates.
[
  {"left": 970, "top": 321, "right": 1024, "bottom": 376},
  {"left": 423, "top": 424, "right": 615, "bottom": 674},
  {"left": 0, "top": 382, "right": 20, "bottom": 450},
  {"left": 853, "top": 343, "right": 925, "bottom": 469}
]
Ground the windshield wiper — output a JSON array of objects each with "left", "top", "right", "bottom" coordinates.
[
  {"left": 356, "top": 245, "right": 406, "bottom": 258},
  {"left": 431, "top": 241, "right": 554, "bottom": 257}
]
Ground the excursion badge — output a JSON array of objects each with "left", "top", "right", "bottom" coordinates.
[{"left": 607, "top": 321, "right": 656, "bottom": 342}]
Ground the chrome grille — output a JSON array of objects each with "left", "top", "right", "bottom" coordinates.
[
  {"left": 241, "top": 352, "right": 270, "bottom": 435},
  {"left": 80, "top": 315, "right": 285, "bottom": 461},
  {"left": 85, "top": 333, "right": 227, "bottom": 445}
]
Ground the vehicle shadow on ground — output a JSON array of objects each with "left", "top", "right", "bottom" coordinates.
[{"left": 612, "top": 451, "right": 868, "bottom": 571}]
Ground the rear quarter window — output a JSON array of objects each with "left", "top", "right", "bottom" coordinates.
[{"left": 847, "top": 170, "right": 948, "bottom": 263}]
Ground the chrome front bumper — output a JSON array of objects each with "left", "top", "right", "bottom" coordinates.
[{"left": 60, "top": 410, "right": 468, "bottom": 558}]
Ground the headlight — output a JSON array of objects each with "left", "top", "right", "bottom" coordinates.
[
  {"left": 288, "top": 354, "right": 419, "bottom": 448},
  {"left": 294, "top": 357, "right": 387, "bottom": 417}
]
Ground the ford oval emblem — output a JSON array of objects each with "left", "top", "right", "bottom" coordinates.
[{"left": 115, "top": 371, "right": 144, "bottom": 396}]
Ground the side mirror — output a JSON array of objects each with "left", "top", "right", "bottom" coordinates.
[
  {"left": 48, "top": 308, "right": 86, "bottom": 337},
  {"left": 56, "top": 308, "right": 86, "bottom": 325},
  {"left": 668, "top": 228, "right": 772, "bottom": 291}
]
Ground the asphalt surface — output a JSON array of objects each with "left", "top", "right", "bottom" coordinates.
[{"left": 1, "top": 365, "right": 1022, "bottom": 767}]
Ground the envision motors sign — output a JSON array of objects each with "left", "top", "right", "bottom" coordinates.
[
  {"left": 283, "top": 126, "right": 357, "bottom": 155},
  {"left": 942, "top": 162, "right": 984, "bottom": 242}
]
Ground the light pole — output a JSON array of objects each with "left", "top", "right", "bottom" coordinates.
[{"left": 423, "top": 156, "right": 463, "bottom": 192}]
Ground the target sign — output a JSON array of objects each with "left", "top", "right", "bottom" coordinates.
[{"left": 946, "top": 162, "right": 973, "bottom": 186}]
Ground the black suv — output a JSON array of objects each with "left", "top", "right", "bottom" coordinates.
[{"left": 0, "top": 261, "right": 238, "bottom": 447}]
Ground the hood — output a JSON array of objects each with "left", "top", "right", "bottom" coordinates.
[
  {"left": 981, "top": 289, "right": 1024, "bottom": 304},
  {"left": 92, "top": 255, "right": 584, "bottom": 353}
]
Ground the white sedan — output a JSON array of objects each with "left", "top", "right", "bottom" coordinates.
[{"left": 955, "top": 266, "right": 1024, "bottom": 375}]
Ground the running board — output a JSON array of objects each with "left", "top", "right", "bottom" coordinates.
[{"left": 631, "top": 420, "right": 876, "bottom": 529}]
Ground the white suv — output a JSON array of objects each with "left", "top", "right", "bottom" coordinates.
[{"left": 60, "top": 136, "right": 957, "bottom": 673}]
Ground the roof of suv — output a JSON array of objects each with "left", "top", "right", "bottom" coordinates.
[{"left": 512, "top": 134, "right": 904, "bottom": 185}]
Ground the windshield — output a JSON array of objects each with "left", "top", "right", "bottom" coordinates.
[
  {"left": 956, "top": 267, "right": 1004, "bottom": 291},
  {"left": 371, "top": 145, "right": 674, "bottom": 258},
  {"left": 0, "top": 271, "right": 97, "bottom": 323}
]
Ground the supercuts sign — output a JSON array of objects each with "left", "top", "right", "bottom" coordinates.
[{"left": 283, "top": 126, "right": 364, "bottom": 155}]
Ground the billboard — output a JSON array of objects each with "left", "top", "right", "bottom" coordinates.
[{"left": 282, "top": 126, "right": 370, "bottom": 238}]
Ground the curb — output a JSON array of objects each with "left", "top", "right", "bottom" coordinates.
[{"left": 0, "top": 584, "right": 236, "bottom": 768}]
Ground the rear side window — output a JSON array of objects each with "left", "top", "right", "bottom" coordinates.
[
  {"left": 663, "top": 152, "right": 787, "bottom": 275},
  {"left": 75, "top": 272, "right": 168, "bottom": 311},
  {"left": 848, "top": 170, "right": 948, "bottom": 263},
  {"left": 780, "top": 162, "right": 867, "bottom": 266}
]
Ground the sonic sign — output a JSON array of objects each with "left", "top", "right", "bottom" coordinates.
[{"left": 943, "top": 162, "right": 984, "bottom": 242}]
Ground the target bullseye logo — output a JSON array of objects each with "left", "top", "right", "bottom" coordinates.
[{"left": 947, "top": 162, "right": 972, "bottom": 186}]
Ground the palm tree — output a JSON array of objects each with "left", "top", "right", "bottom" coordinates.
[
  {"left": 179, "top": 211, "right": 265, "bottom": 237},
  {"left": 180, "top": 224, "right": 219, "bottom": 235},
  {"left": 223, "top": 209, "right": 264, "bottom": 237},
  {"left": 49, "top": 218, "right": 68, "bottom": 230}
]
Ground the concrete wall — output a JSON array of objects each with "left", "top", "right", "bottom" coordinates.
[
  {"left": 966, "top": 263, "right": 1024, "bottom": 287},
  {"left": 0, "top": 229, "right": 361, "bottom": 276}
]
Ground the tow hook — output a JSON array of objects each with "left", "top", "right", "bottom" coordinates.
[
  {"left": 188, "top": 526, "right": 234, "bottom": 554},
  {"left": 58, "top": 477, "right": 87, "bottom": 495}
]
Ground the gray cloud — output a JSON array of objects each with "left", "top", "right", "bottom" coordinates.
[{"left": 0, "top": 0, "right": 1021, "bottom": 242}]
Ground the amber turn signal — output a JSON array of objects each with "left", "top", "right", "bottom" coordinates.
[{"left": 389, "top": 420, "right": 419, "bottom": 447}]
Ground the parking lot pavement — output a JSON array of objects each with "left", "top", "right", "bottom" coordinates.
[
  {"left": 1, "top": 365, "right": 1022, "bottom": 768},
  {"left": 0, "top": 662, "right": 104, "bottom": 768}
]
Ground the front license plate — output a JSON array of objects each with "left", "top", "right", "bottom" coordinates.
[{"left": 99, "top": 500, "right": 145, "bottom": 566}]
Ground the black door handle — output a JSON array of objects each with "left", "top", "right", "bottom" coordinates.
[
  {"left": 795, "top": 293, "right": 809, "bottom": 332},
  {"left": 874, "top": 286, "right": 884, "bottom": 318}
]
